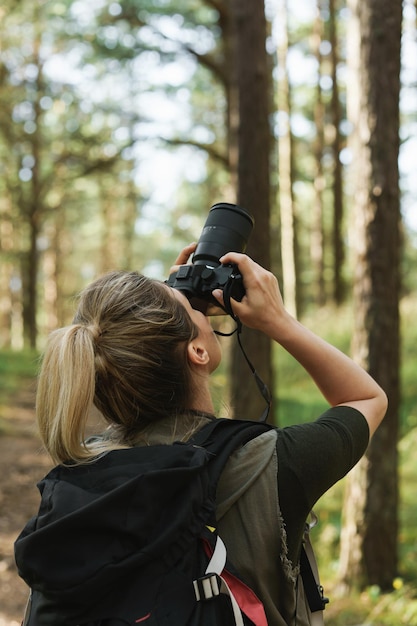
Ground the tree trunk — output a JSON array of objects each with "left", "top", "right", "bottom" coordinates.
[
  {"left": 220, "top": 3, "right": 239, "bottom": 192},
  {"left": 0, "top": 198, "right": 14, "bottom": 348},
  {"left": 276, "top": 0, "right": 297, "bottom": 318},
  {"left": 21, "top": 11, "right": 43, "bottom": 350},
  {"left": 42, "top": 222, "right": 59, "bottom": 336},
  {"left": 339, "top": 0, "right": 402, "bottom": 591},
  {"left": 329, "top": 0, "right": 345, "bottom": 305},
  {"left": 229, "top": 0, "right": 274, "bottom": 423},
  {"left": 311, "top": 0, "right": 326, "bottom": 307}
]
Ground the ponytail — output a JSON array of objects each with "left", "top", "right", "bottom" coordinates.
[
  {"left": 37, "top": 271, "right": 199, "bottom": 465},
  {"left": 37, "top": 324, "right": 96, "bottom": 464}
]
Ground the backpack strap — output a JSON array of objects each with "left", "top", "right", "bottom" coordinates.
[
  {"left": 193, "top": 532, "right": 245, "bottom": 626},
  {"left": 22, "top": 590, "right": 32, "bottom": 626},
  {"left": 189, "top": 418, "right": 274, "bottom": 487},
  {"left": 189, "top": 418, "right": 273, "bottom": 626},
  {"left": 300, "top": 514, "right": 329, "bottom": 625}
]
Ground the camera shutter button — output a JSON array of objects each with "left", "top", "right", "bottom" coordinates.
[{"left": 201, "top": 267, "right": 214, "bottom": 281}]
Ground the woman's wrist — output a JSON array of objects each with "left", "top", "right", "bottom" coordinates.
[{"left": 261, "top": 309, "right": 299, "bottom": 344}]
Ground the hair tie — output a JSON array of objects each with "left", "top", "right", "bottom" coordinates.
[{"left": 87, "top": 323, "right": 103, "bottom": 341}]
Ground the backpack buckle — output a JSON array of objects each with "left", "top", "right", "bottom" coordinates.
[
  {"left": 193, "top": 573, "right": 222, "bottom": 601},
  {"left": 318, "top": 585, "right": 330, "bottom": 610}
]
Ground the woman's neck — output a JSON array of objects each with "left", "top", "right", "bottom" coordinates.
[{"left": 189, "top": 380, "right": 214, "bottom": 416}]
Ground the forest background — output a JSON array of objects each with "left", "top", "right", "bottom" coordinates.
[{"left": 0, "top": 0, "right": 416, "bottom": 624}]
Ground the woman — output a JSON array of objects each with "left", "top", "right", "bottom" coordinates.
[{"left": 15, "top": 245, "right": 387, "bottom": 626}]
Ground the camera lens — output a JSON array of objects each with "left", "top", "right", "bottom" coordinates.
[{"left": 192, "top": 203, "right": 254, "bottom": 267}]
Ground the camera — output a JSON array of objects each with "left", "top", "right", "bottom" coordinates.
[{"left": 166, "top": 202, "right": 254, "bottom": 316}]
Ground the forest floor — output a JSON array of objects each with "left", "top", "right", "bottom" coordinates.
[{"left": 0, "top": 383, "right": 52, "bottom": 626}]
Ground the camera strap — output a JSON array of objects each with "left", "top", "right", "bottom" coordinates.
[{"left": 214, "top": 313, "right": 272, "bottom": 423}]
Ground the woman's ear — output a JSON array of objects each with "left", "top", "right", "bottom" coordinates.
[{"left": 187, "top": 340, "right": 210, "bottom": 367}]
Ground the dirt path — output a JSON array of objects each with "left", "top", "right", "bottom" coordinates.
[{"left": 0, "top": 383, "right": 52, "bottom": 626}]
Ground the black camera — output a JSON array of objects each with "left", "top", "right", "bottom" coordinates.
[{"left": 167, "top": 202, "right": 254, "bottom": 316}]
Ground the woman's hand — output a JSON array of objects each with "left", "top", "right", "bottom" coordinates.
[
  {"left": 168, "top": 243, "right": 197, "bottom": 276},
  {"left": 212, "top": 252, "right": 291, "bottom": 334}
]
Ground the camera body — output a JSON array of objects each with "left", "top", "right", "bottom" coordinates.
[
  {"left": 168, "top": 262, "right": 245, "bottom": 311},
  {"left": 167, "top": 202, "right": 254, "bottom": 315}
]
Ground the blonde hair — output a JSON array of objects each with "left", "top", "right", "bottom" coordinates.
[{"left": 36, "top": 271, "right": 198, "bottom": 464}]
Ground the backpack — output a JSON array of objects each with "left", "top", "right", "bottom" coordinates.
[{"left": 19, "top": 418, "right": 328, "bottom": 626}]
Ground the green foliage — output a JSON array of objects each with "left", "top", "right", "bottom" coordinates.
[
  {"left": 402, "top": 228, "right": 417, "bottom": 297},
  {"left": 0, "top": 349, "right": 38, "bottom": 434},
  {"left": 274, "top": 304, "right": 352, "bottom": 426},
  {"left": 324, "top": 581, "right": 417, "bottom": 625},
  {"left": 400, "top": 295, "right": 417, "bottom": 433},
  {"left": 398, "top": 426, "right": 417, "bottom": 582},
  {"left": 0, "top": 350, "right": 39, "bottom": 391}
]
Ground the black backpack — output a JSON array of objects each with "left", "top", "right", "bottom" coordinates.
[{"left": 18, "top": 418, "right": 327, "bottom": 626}]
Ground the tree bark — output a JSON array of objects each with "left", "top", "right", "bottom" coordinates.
[{"left": 229, "top": 0, "right": 274, "bottom": 422}]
